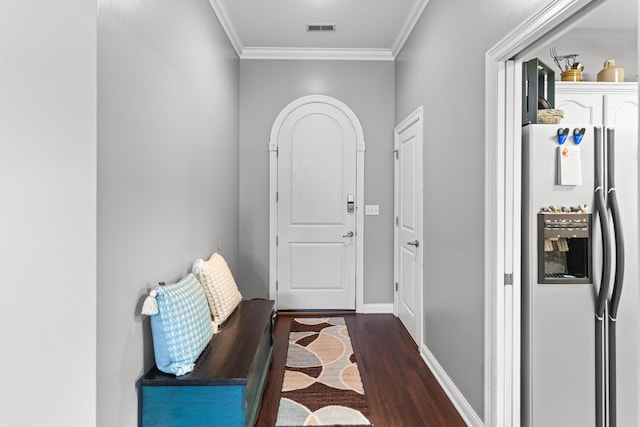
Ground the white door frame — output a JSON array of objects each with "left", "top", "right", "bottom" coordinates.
[
  {"left": 269, "top": 95, "right": 366, "bottom": 312},
  {"left": 393, "top": 106, "right": 424, "bottom": 345},
  {"left": 484, "top": 0, "right": 606, "bottom": 425}
]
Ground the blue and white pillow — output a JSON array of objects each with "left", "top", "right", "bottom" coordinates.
[{"left": 143, "top": 274, "right": 213, "bottom": 376}]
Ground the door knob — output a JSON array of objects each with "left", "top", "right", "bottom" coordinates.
[
  {"left": 343, "top": 231, "right": 354, "bottom": 238},
  {"left": 407, "top": 240, "right": 420, "bottom": 247}
]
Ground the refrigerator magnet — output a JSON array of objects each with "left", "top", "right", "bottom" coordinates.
[
  {"left": 573, "top": 128, "right": 585, "bottom": 145},
  {"left": 557, "top": 128, "right": 569, "bottom": 145}
]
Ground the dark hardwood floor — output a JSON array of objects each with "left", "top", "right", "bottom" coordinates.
[{"left": 256, "top": 313, "right": 467, "bottom": 427}]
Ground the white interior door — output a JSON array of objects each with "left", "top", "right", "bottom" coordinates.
[
  {"left": 394, "top": 107, "right": 423, "bottom": 345},
  {"left": 276, "top": 101, "right": 357, "bottom": 310}
]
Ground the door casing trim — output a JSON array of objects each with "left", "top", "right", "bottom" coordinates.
[{"left": 269, "top": 94, "right": 366, "bottom": 312}]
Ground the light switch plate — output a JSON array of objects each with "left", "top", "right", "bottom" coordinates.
[{"left": 365, "top": 205, "right": 380, "bottom": 215}]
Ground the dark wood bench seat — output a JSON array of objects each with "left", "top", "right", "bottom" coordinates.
[{"left": 141, "top": 299, "right": 275, "bottom": 427}]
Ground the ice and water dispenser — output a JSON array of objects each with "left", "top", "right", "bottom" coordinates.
[{"left": 538, "top": 206, "right": 592, "bottom": 284}]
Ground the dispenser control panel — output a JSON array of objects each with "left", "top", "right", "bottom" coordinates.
[{"left": 538, "top": 205, "right": 591, "bottom": 284}]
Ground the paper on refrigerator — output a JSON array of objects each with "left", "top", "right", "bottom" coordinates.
[{"left": 557, "top": 145, "right": 582, "bottom": 186}]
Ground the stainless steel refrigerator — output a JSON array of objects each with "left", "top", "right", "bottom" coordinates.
[{"left": 522, "top": 124, "right": 639, "bottom": 427}]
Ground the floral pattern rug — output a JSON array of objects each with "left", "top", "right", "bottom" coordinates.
[{"left": 275, "top": 317, "right": 372, "bottom": 427}]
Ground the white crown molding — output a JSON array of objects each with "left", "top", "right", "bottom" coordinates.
[
  {"left": 487, "top": 0, "right": 599, "bottom": 61},
  {"left": 390, "top": 0, "right": 431, "bottom": 58},
  {"left": 556, "top": 81, "right": 638, "bottom": 94},
  {"left": 207, "top": 0, "right": 243, "bottom": 57},
  {"left": 241, "top": 47, "right": 394, "bottom": 61}
]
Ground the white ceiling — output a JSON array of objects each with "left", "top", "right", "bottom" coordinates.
[
  {"left": 208, "top": 0, "right": 637, "bottom": 61},
  {"left": 208, "top": 0, "right": 428, "bottom": 60},
  {"left": 578, "top": 0, "right": 637, "bottom": 29}
]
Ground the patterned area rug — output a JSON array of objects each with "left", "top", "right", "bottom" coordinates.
[{"left": 275, "top": 317, "right": 372, "bottom": 427}]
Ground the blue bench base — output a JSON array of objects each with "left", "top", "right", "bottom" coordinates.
[{"left": 141, "top": 300, "right": 275, "bottom": 427}]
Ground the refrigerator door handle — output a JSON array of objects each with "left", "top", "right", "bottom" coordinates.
[
  {"left": 594, "top": 127, "right": 612, "bottom": 427},
  {"left": 594, "top": 126, "right": 613, "bottom": 427},
  {"left": 606, "top": 128, "right": 625, "bottom": 427},
  {"left": 607, "top": 127, "right": 625, "bottom": 320},
  {"left": 594, "top": 126, "right": 613, "bottom": 318}
]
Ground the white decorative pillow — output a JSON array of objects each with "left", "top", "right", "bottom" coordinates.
[{"left": 192, "top": 253, "right": 243, "bottom": 332}]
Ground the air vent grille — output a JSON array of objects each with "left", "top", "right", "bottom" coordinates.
[{"left": 307, "top": 24, "right": 336, "bottom": 32}]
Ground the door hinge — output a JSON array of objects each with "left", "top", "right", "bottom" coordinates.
[
  {"left": 276, "top": 191, "right": 278, "bottom": 202},
  {"left": 276, "top": 280, "right": 278, "bottom": 290},
  {"left": 504, "top": 273, "right": 513, "bottom": 286},
  {"left": 395, "top": 282, "right": 398, "bottom": 292},
  {"left": 276, "top": 236, "right": 278, "bottom": 246},
  {"left": 395, "top": 216, "right": 399, "bottom": 226},
  {"left": 393, "top": 149, "right": 398, "bottom": 159}
]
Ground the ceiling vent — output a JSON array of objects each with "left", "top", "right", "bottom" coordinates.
[{"left": 306, "top": 24, "right": 336, "bottom": 32}]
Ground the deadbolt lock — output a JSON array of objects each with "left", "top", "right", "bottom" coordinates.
[{"left": 347, "top": 194, "right": 355, "bottom": 213}]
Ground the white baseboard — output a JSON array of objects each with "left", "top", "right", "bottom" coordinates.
[
  {"left": 421, "top": 343, "right": 484, "bottom": 427},
  {"left": 361, "top": 303, "right": 394, "bottom": 314}
]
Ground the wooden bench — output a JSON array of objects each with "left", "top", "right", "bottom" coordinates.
[{"left": 140, "top": 299, "right": 275, "bottom": 427}]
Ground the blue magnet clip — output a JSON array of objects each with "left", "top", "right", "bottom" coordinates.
[
  {"left": 573, "top": 128, "right": 585, "bottom": 145},
  {"left": 557, "top": 128, "right": 569, "bottom": 145}
]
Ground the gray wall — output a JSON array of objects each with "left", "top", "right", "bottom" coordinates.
[
  {"left": 97, "top": 1, "right": 239, "bottom": 425},
  {"left": 528, "top": 28, "right": 638, "bottom": 81},
  {"left": 0, "top": 1, "right": 97, "bottom": 426},
  {"left": 395, "top": 0, "right": 549, "bottom": 418},
  {"left": 238, "top": 60, "right": 395, "bottom": 305}
]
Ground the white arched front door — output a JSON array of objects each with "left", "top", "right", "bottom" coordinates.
[{"left": 269, "top": 95, "right": 365, "bottom": 311}]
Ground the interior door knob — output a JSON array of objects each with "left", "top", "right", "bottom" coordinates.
[
  {"left": 343, "top": 231, "right": 354, "bottom": 238},
  {"left": 407, "top": 240, "right": 420, "bottom": 247}
]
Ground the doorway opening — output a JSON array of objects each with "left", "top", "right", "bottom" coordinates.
[{"left": 484, "top": 0, "right": 638, "bottom": 424}]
